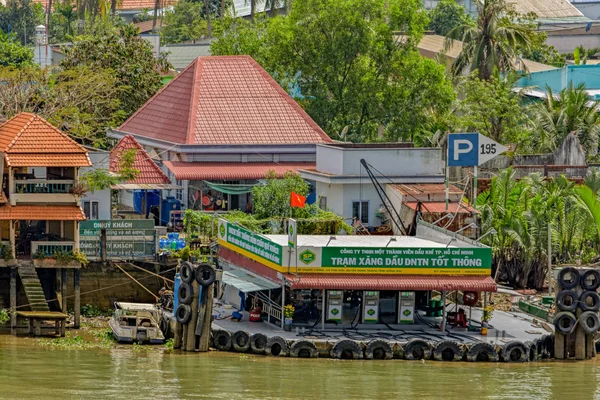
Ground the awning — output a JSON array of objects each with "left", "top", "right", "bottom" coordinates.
[
  {"left": 204, "top": 181, "right": 256, "bottom": 195},
  {"left": 0, "top": 205, "right": 86, "bottom": 220},
  {"left": 404, "top": 202, "right": 477, "bottom": 214},
  {"left": 285, "top": 274, "right": 497, "bottom": 292},
  {"left": 222, "top": 268, "right": 280, "bottom": 293},
  {"left": 163, "top": 161, "right": 316, "bottom": 181}
]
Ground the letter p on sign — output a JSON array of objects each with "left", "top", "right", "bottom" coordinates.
[{"left": 448, "top": 133, "right": 479, "bottom": 167}]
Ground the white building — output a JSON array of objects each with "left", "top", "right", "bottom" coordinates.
[
  {"left": 299, "top": 144, "right": 445, "bottom": 228},
  {"left": 81, "top": 150, "right": 112, "bottom": 220}
]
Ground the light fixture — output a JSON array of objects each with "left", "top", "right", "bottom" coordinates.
[
  {"left": 326, "top": 236, "right": 336, "bottom": 247},
  {"left": 476, "top": 228, "right": 497, "bottom": 243},
  {"left": 446, "top": 238, "right": 457, "bottom": 248},
  {"left": 386, "top": 237, "right": 397, "bottom": 247},
  {"left": 455, "top": 222, "right": 477, "bottom": 235},
  {"left": 432, "top": 213, "right": 454, "bottom": 226}
]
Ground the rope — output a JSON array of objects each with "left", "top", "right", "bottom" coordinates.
[
  {"left": 121, "top": 262, "right": 174, "bottom": 284},
  {"left": 114, "top": 263, "right": 160, "bottom": 301}
]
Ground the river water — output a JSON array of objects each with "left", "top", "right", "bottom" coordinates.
[{"left": 2, "top": 335, "right": 600, "bottom": 400}]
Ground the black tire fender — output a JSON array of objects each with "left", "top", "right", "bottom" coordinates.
[
  {"left": 180, "top": 261, "right": 195, "bottom": 284},
  {"left": 433, "top": 340, "right": 464, "bottom": 362},
  {"left": 543, "top": 334, "right": 555, "bottom": 359},
  {"left": 266, "top": 336, "right": 289, "bottom": 357},
  {"left": 364, "top": 339, "right": 393, "bottom": 360},
  {"left": 175, "top": 303, "right": 192, "bottom": 324},
  {"left": 232, "top": 330, "right": 251, "bottom": 352},
  {"left": 404, "top": 339, "right": 432, "bottom": 360},
  {"left": 467, "top": 343, "right": 499, "bottom": 362},
  {"left": 582, "top": 269, "right": 600, "bottom": 291},
  {"left": 331, "top": 340, "right": 363, "bottom": 360},
  {"left": 558, "top": 267, "right": 580, "bottom": 290},
  {"left": 554, "top": 311, "right": 577, "bottom": 334},
  {"left": 580, "top": 311, "right": 600, "bottom": 335},
  {"left": 213, "top": 330, "right": 232, "bottom": 351},
  {"left": 580, "top": 291, "right": 600, "bottom": 312},
  {"left": 250, "top": 333, "right": 268, "bottom": 354},
  {"left": 195, "top": 263, "right": 216, "bottom": 287},
  {"left": 178, "top": 282, "right": 194, "bottom": 305},
  {"left": 526, "top": 340, "right": 538, "bottom": 361},
  {"left": 501, "top": 341, "right": 529, "bottom": 363},
  {"left": 290, "top": 340, "right": 319, "bottom": 358},
  {"left": 556, "top": 290, "right": 578, "bottom": 312}
]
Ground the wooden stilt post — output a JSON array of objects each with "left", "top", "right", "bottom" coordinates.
[
  {"left": 74, "top": 269, "right": 81, "bottom": 329},
  {"left": 61, "top": 268, "right": 67, "bottom": 314},
  {"left": 555, "top": 332, "right": 565, "bottom": 359},
  {"left": 185, "top": 281, "right": 200, "bottom": 352},
  {"left": 173, "top": 322, "right": 183, "bottom": 349},
  {"left": 10, "top": 266, "right": 16, "bottom": 334},
  {"left": 198, "top": 284, "right": 213, "bottom": 352}
]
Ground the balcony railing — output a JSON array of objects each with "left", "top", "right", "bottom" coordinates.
[
  {"left": 31, "top": 241, "right": 75, "bottom": 257},
  {"left": 15, "top": 179, "right": 74, "bottom": 194}
]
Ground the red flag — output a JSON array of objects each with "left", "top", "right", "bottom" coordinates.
[{"left": 290, "top": 192, "right": 306, "bottom": 208}]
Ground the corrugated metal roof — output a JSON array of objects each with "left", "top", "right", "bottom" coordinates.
[
  {"left": 391, "top": 183, "right": 461, "bottom": 196},
  {"left": 286, "top": 274, "right": 497, "bottom": 292},
  {"left": 509, "top": 0, "right": 583, "bottom": 18},
  {"left": 222, "top": 269, "right": 280, "bottom": 292},
  {"left": 404, "top": 201, "right": 477, "bottom": 214},
  {"left": 163, "top": 161, "right": 315, "bottom": 181},
  {"left": 162, "top": 43, "right": 211, "bottom": 70}
]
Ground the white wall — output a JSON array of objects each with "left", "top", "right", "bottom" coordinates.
[
  {"left": 546, "top": 34, "right": 600, "bottom": 54},
  {"left": 81, "top": 151, "right": 112, "bottom": 220},
  {"left": 315, "top": 182, "right": 383, "bottom": 226}
]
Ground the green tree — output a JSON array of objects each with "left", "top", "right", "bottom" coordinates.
[
  {"left": 446, "top": 0, "right": 535, "bottom": 80},
  {"left": 82, "top": 148, "right": 139, "bottom": 191},
  {"left": 527, "top": 83, "right": 600, "bottom": 157},
  {"left": 0, "top": 32, "right": 33, "bottom": 67},
  {"left": 0, "top": 0, "right": 44, "bottom": 45},
  {"left": 427, "top": 0, "right": 473, "bottom": 36},
  {"left": 61, "top": 25, "right": 170, "bottom": 116},
  {"left": 252, "top": 171, "right": 309, "bottom": 219},
  {"left": 161, "top": 0, "right": 208, "bottom": 44},
  {"left": 212, "top": 0, "right": 455, "bottom": 142},
  {"left": 49, "top": 0, "right": 77, "bottom": 42},
  {"left": 457, "top": 70, "right": 526, "bottom": 144}
]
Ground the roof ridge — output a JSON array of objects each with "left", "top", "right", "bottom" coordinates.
[
  {"left": 5, "top": 113, "right": 36, "bottom": 152},
  {"left": 111, "top": 135, "right": 170, "bottom": 184},
  {"left": 187, "top": 58, "right": 202, "bottom": 145}
]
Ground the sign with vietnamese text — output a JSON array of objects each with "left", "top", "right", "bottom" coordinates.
[
  {"left": 79, "top": 220, "right": 156, "bottom": 260},
  {"left": 218, "top": 219, "right": 283, "bottom": 266}
]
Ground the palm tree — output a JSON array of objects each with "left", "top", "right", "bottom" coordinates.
[
  {"left": 445, "top": 0, "right": 535, "bottom": 80},
  {"left": 527, "top": 83, "right": 600, "bottom": 156}
]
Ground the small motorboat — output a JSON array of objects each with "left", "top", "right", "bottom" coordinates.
[{"left": 109, "top": 302, "right": 165, "bottom": 344}]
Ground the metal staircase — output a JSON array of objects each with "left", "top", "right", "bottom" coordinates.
[{"left": 18, "top": 265, "right": 50, "bottom": 312}]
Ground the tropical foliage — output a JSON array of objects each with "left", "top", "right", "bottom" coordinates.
[
  {"left": 0, "top": 0, "right": 44, "bottom": 45},
  {"left": 162, "top": 0, "right": 208, "bottom": 44},
  {"left": 478, "top": 168, "right": 600, "bottom": 289},
  {"left": 0, "top": 33, "right": 34, "bottom": 67},
  {"left": 427, "top": 0, "right": 473, "bottom": 36}
]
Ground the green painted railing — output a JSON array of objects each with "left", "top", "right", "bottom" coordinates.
[
  {"left": 15, "top": 180, "right": 74, "bottom": 194},
  {"left": 31, "top": 241, "right": 75, "bottom": 256}
]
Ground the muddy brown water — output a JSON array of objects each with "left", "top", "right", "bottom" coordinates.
[{"left": 1, "top": 335, "right": 600, "bottom": 399}]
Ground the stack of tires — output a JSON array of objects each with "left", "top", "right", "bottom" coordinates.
[
  {"left": 175, "top": 261, "right": 217, "bottom": 325},
  {"left": 555, "top": 267, "right": 600, "bottom": 338}
]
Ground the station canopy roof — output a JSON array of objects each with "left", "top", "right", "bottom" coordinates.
[{"left": 222, "top": 268, "right": 280, "bottom": 293}]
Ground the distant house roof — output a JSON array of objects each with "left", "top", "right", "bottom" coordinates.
[
  {"left": 390, "top": 183, "right": 462, "bottom": 196},
  {"left": 0, "top": 205, "right": 86, "bottom": 220},
  {"left": 231, "top": 0, "right": 285, "bottom": 17},
  {"left": 162, "top": 42, "right": 211, "bottom": 70},
  {"left": 118, "top": 55, "right": 332, "bottom": 146},
  {"left": 33, "top": 0, "right": 175, "bottom": 11},
  {"left": 414, "top": 34, "right": 557, "bottom": 73},
  {"left": 509, "top": 0, "right": 584, "bottom": 19},
  {"left": 133, "top": 20, "right": 166, "bottom": 33},
  {"left": 0, "top": 113, "right": 91, "bottom": 167},
  {"left": 546, "top": 24, "right": 600, "bottom": 36},
  {"left": 110, "top": 135, "right": 170, "bottom": 185}
]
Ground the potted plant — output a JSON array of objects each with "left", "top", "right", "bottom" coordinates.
[
  {"left": 283, "top": 304, "right": 295, "bottom": 332},
  {"left": 481, "top": 305, "right": 494, "bottom": 336}
]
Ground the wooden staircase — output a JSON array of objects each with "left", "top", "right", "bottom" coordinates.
[{"left": 18, "top": 265, "right": 50, "bottom": 312}]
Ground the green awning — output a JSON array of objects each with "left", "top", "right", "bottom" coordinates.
[{"left": 204, "top": 181, "right": 256, "bottom": 195}]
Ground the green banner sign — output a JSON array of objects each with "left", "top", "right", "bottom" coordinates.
[
  {"left": 218, "top": 219, "right": 283, "bottom": 266},
  {"left": 80, "top": 220, "right": 156, "bottom": 260}
]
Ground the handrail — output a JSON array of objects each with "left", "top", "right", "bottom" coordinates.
[
  {"left": 15, "top": 179, "right": 75, "bottom": 194},
  {"left": 31, "top": 241, "right": 75, "bottom": 256}
]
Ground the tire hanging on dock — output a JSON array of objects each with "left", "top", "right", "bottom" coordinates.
[
  {"left": 579, "top": 311, "right": 600, "bottom": 335},
  {"left": 180, "top": 262, "right": 195, "bottom": 284},
  {"left": 266, "top": 336, "right": 289, "bottom": 357},
  {"left": 501, "top": 341, "right": 529, "bottom": 363},
  {"left": 250, "top": 333, "right": 268, "bottom": 354},
  {"left": 195, "top": 263, "right": 216, "bottom": 287},
  {"left": 579, "top": 291, "right": 600, "bottom": 312},
  {"left": 213, "top": 330, "right": 232, "bottom": 351},
  {"left": 432, "top": 340, "right": 464, "bottom": 362},
  {"left": 331, "top": 340, "right": 363, "bottom": 360},
  {"left": 556, "top": 290, "right": 578, "bottom": 312},
  {"left": 466, "top": 343, "right": 499, "bottom": 362},
  {"left": 557, "top": 267, "right": 580, "bottom": 289},
  {"left": 554, "top": 311, "right": 577, "bottom": 334},
  {"left": 364, "top": 339, "right": 393, "bottom": 360},
  {"left": 290, "top": 340, "right": 319, "bottom": 358},
  {"left": 232, "top": 331, "right": 251, "bottom": 352},
  {"left": 526, "top": 340, "right": 537, "bottom": 362},
  {"left": 175, "top": 304, "right": 192, "bottom": 324},
  {"left": 403, "top": 339, "right": 432, "bottom": 361},
  {"left": 178, "top": 282, "right": 194, "bottom": 305},
  {"left": 581, "top": 269, "right": 600, "bottom": 291}
]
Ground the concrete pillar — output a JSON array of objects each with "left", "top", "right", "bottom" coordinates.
[
  {"left": 60, "top": 220, "right": 64, "bottom": 238},
  {"left": 441, "top": 290, "right": 447, "bottom": 334},
  {"left": 321, "top": 289, "right": 326, "bottom": 330},
  {"left": 74, "top": 269, "right": 80, "bottom": 328},
  {"left": 10, "top": 267, "right": 16, "bottom": 334},
  {"left": 9, "top": 221, "right": 15, "bottom": 260},
  {"left": 74, "top": 222, "right": 80, "bottom": 252}
]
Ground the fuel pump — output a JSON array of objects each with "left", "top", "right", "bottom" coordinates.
[
  {"left": 398, "top": 291, "right": 415, "bottom": 324},
  {"left": 327, "top": 290, "right": 343, "bottom": 322},
  {"left": 362, "top": 291, "right": 379, "bottom": 323}
]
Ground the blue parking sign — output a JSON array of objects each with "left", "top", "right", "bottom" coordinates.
[{"left": 448, "top": 133, "right": 479, "bottom": 167}]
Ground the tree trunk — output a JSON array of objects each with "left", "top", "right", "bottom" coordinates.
[
  {"left": 111, "top": 0, "right": 116, "bottom": 16},
  {"left": 46, "top": 0, "right": 52, "bottom": 44},
  {"left": 250, "top": 0, "right": 255, "bottom": 22},
  {"left": 152, "top": 0, "right": 160, "bottom": 33},
  {"left": 220, "top": 0, "right": 225, "bottom": 18},
  {"left": 206, "top": 0, "right": 212, "bottom": 37}
]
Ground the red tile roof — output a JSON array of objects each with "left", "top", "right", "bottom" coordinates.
[
  {"left": 119, "top": 56, "right": 332, "bottom": 145},
  {"left": 286, "top": 274, "right": 497, "bottom": 292},
  {"left": 0, "top": 205, "right": 86, "bottom": 220},
  {"left": 0, "top": 113, "right": 91, "bottom": 167},
  {"left": 163, "top": 161, "right": 315, "bottom": 181},
  {"left": 110, "top": 135, "right": 170, "bottom": 184},
  {"left": 404, "top": 202, "right": 477, "bottom": 214}
]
